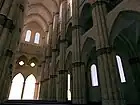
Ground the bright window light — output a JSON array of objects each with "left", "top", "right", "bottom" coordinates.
[
  {"left": 34, "top": 32, "right": 40, "bottom": 44},
  {"left": 9, "top": 73, "right": 24, "bottom": 100},
  {"left": 22, "top": 74, "right": 36, "bottom": 100},
  {"left": 67, "top": 74, "right": 71, "bottom": 100},
  {"left": 19, "top": 61, "right": 24, "bottom": 66},
  {"left": 91, "top": 64, "right": 99, "bottom": 86},
  {"left": 30, "top": 62, "right": 35, "bottom": 67},
  {"left": 70, "top": 0, "right": 72, "bottom": 16},
  {"left": 116, "top": 55, "right": 126, "bottom": 83},
  {"left": 25, "top": 30, "right": 31, "bottom": 42}
]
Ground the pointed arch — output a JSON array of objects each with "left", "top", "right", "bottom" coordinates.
[
  {"left": 9, "top": 73, "right": 24, "bottom": 100},
  {"left": 79, "top": 3, "right": 93, "bottom": 34},
  {"left": 34, "top": 32, "right": 40, "bottom": 44},
  {"left": 25, "top": 30, "right": 31, "bottom": 42},
  {"left": 22, "top": 74, "right": 36, "bottom": 100}
]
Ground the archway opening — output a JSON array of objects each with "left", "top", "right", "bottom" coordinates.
[
  {"left": 9, "top": 73, "right": 24, "bottom": 100},
  {"left": 79, "top": 3, "right": 93, "bottom": 35},
  {"left": 22, "top": 74, "right": 36, "bottom": 100}
]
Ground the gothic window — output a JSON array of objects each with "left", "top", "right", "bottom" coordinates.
[
  {"left": 34, "top": 32, "right": 40, "bottom": 44},
  {"left": 9, "top": 73, "right": 24, "bottom": 100},
  {"left": 25, "top": 30, "right": 31, "bottom": 42},
  {"left": 67, "top": 0, "right": 72, "bottom": 17},
  {"left": 67, "top": 74, "right": 71, "bottom": 100},
  {"left": 91, "top": 64, "right": 99, "bottom": 86},
  {"left": 22, "top": 74, "right": 36, "bottom": 99},
  {"left": 116, "top": 55, "right": 126, "bottom": 83},
  {"left": 59, "top": 3, "right": 63, "bottom": 22},
  {"left": 69, "top": 0, "right": 72, "bottom": 16}
]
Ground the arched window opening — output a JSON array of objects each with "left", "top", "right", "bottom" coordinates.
[
  {"left": 79, "top": 3, "right": 93, "bottom": 35},
  {"left": 116, "top": 55, "right": 126, "bottom": 83},
  {"left": 25, "top": 30, "right": 31, "bottom": 42},
  {"left": 69, "top": 0, "right": 72, "bottom": 16},
  {"left": 91, "top": 64, "right": 99, "bottom": 87},
  {"left": 9, "top": 73, "right": 24, "bottom": 100},
  {"left": 34, "top": 32, "right": 40, "bottom": 44},
  {"left": 66, "top": 23, "right": 72, "bottom": 47},
  {"left": 67, "top": 74, "right": 71, "bottom": 100},
  {"left": 22, "top": 74, "right": 36, "bottom": 100},
  {"left": 59, "top": 3, "right": 63, "bottom": 21}
]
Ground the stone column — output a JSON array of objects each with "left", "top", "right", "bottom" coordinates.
[
  {"left": 38, "top": 62, "right": 46, "bottom": 99},
  {"left": 21, "top": 80, "right": 26, "bottom": 99},
  {"left": 57, "top": 0, "right": 68, "bottom": 102},
  {"left": 0, "top": 64, "right": 12, "bottom": 101},
  {"left": 0, "top": 0, "right": 13, "bottom": 35},
  {"left": 42, "top": 24, "right": 53, "bottom": 100},
  {"left": 71, "top": 0, "right": 87, "bottom": 104},
  {"left": 0, "top": 2, "right": 24, "bottom": 94},
  {"left": 48, "top": 13, "right": 59, "bottom": 101},
  {"left": 39, "top": 24, "right": 53, "bottom": 100},
  {"left": 90, "top": 0, "right": 125, "bottom": 105},
  {"left": 34, "top": 82, "right": 40, "bottom": 99}
]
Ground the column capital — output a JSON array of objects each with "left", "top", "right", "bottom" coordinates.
[
  {"left": 53, "top": 12, "right": 59, "bottom": 16},
  {"left": 58, "top": 70, "right": 68, "bottom": 74},
  {"left": 72, "top": 62, "right": 85, "bottom": 68},
  {"left": 4, "top": 49, "right": 13, "bottom": 57},
  {"left": 19, "top": 4, "right": 24, "bottom": 12},
  {"left": 48, "top": 22, "right": 53, "bottom": 26},
  {"left": 89, "top": 0, "right": 108, "bottom": 8},
  {"left": 96, "top": 47, "right": 114, "bottom": 56}
]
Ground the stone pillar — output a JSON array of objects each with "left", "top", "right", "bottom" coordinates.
[
  {"left": 71, "top": 0, "right": 87, "bottom": 104},
  {"left": 48, "top": 13, "right": 59, "bottom": 101},
  {"left": 57, "top": 0, "right": 68, "bottom": 102},
  {"left": 0, "top": 1, "right": 24, "bottom": 98},
  {"left": 34, "top": 82, "right": 40, "bottom": 99},
  {"left": 21, "top": 80, "right": 26, "bottom": 99},
  {"left": 38, "top": 62, "right": 45, "bottom": 99},
  {"left": 0, "top": 0, "right": 13, "bottom": 35},
  {"left": 90, "top": 0, "right": 125, "bottom": 105},
  {"left": 39, "top": 24, "right": 53, "bottom": 100},
  {"left": 0, "top": 64, "right": 12, "bottom": 101}
]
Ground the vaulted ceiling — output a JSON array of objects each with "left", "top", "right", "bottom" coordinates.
[{"left": 24, "top": 0, "right": 63, "bottom": 32}]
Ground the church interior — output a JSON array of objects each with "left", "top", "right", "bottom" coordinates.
[{"left": 0, "top": 0, "right": 140, "bottom": 105}]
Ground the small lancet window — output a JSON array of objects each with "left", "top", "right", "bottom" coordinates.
[
  {"left": 70, "top": 0, "right": 72, "bottom": 16},
  {"left": 91, "top": 64, "right": 99, "bottom": 87},
  {"left": 67, "top": 74, "right": 71, "bottom": 100},
  {"left": 9, "top": 73, "right": 24, "bottom": 100},
  {"left": 25, "top": 30, "right": 31, "bottom": 42},
  {"left": 116, "top": 55, "right": 126, "bottom": 83},
  {"left": 34, "top": 32, "right": 40, "bottom": 44}
]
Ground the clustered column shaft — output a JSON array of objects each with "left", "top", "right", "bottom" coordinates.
[
  {"left": 91, "top": 0, "right": 125, "bottom": 105},
  {"left": 57, "top": 0, "right": 68, "bottom": 102},
  {"left": 48, "top": 13, "right": 59, "bottom": 101},
  {"left": 0, "top": 0, "right": 25, "bottom": 101},
  {"left": 71, "top": 0, "right": 87, "bottom": 104}
]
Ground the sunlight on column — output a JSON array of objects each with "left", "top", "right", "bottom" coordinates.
[
  {"left": 9, "top": 73, "right": 24, "bottom": 100},
  {"left": 22, "top": 74, "right": 36, "bottom": 100},
  {"left": 67, "top": 74, "right": 71, "bottom": 100}
]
